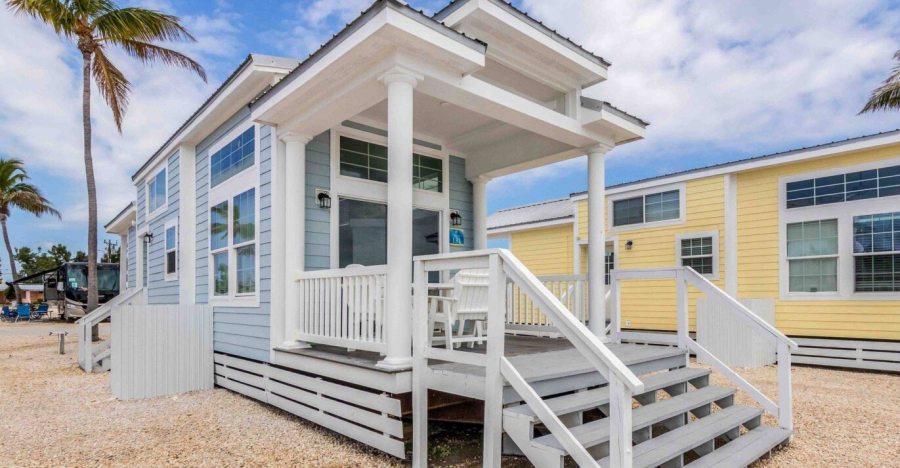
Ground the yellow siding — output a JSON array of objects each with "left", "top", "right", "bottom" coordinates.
[
  {"left": 510, "top": 225, "right": 574, "bottom": 276},
  {"left": 737, "top": 147, "right": 900, "bottom": 340}
]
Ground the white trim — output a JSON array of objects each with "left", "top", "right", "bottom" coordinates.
[
  {"left": 487, "top": 217, "right": 573, "bottom": 235},
  {"left": 778, "top": 158, "right": 900, "bottom": 301},
  {"left": 206, "top": 121, "right": 261, "bottom": 308},
  {"left": 724, "top": 174, "right": 738, "bottom": 296},
  {"left": 675, "top": 230, "right": 721, "bottom": 281},
  {"left": 607, "top": 182, "right": 686, "bottom": 233},
  {"left": 145, "top": 163, "right": 168, "bottom": 222},
  {"left": 164, "top": 218, "right": 179, "bottom": 282},
  {"left": 136, "top": 226, "right": 148, "bottom": 289},
  {"left": 178, "top": 144, "right": 197, "bottom": 304}
]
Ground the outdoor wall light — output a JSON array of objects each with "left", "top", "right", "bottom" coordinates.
[
  {"left": 625, "top": 240, "right": 634, "bottom": 250},
  {"left": 450, "top": 210, "right": 462, "bottom": 226},
  {"left": 316, "top": 189, "right": 332, "bottom": 209},
  {"left": 143, "top": 232, "right": 154, "bottom": 243}
]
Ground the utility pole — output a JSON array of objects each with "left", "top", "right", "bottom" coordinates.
[{"left": 103, "top": 239, "right": 119, "bottom": 263}]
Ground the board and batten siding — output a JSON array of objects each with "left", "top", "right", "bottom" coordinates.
[
  {"left": 449, "top": 156, "right": 474, "bottom": 252},
  {"left": 510, "top": 225, "right": 574, "bottom": 276},
  {"left": 195, "top": 107, "right": 273, "bottom": 363},
  {"left": 737, "top": 146, "right": 900, "bottom": 341},
  {"left": 576, "top": 175, "right": 727, "bottom": 332},
  {"left": 305, "top": 131, "right": 331, "bottom": 270}
]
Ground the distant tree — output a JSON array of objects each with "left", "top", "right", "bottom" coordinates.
[
  {"left": 73, "top": 251, "right": 88, "bottom": 262},
  {"left": 14, "top": 246, "right": 58, "bottom": 279},
  {"left": 0, "top": 158, "right": 60, "bottom": 302},
  {"left": 8, "top": 0, "right": 206, "bottom": 317},
  {"left": 48, "top": 243, "right": 72, "bottom": 264},
  {"left": 861, "top": 50, "right": 900, "bottom": 113}
]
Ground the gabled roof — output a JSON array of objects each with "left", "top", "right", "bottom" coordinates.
[
  {"left": 433, "top": 0, "right": 610, "bottom": 68},
  {"left": 487, "top": 197, "right": 573, "bottom": 230}
]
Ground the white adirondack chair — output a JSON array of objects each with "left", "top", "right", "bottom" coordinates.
[{"left": 427, "top": 269, "right": 490, "bottom": 349}]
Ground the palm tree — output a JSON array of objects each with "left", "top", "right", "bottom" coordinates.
[
  {"left": 0, "top": 158, "right": 61, "bottom": 303},
  {"left": 7, "top": 0, "right": 206, "bottom": 315},
  {"left": 861, "top": 50, "right": 900, "bottom": 113}
]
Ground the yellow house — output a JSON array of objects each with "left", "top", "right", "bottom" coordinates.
[{"left": 489, "top": 130, "right": 900, "bottom": 371}]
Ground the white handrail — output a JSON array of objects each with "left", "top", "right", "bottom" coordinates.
[{"left": 77, "top": 287, "right": 144, "bottom": 373}]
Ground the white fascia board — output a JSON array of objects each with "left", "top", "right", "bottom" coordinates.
[
  {"left": 384, "top": 8, "right": 485, "bottom": 71},
  {"left": 580, "top": 106, "right": 647, "bottom": 144},
  {"left": 468, "top": 147, "right": 585, "bottom": 180},
  {"left": 104, "top": 204, "right": 137, "bottom": 235},
  {"left": 487, "top": 217, "right": 573, "bottom": 235},
  {"left": 576, "top": 130, "right": 900, "bottom": 200}
]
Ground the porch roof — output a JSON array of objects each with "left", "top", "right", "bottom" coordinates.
[{"left": 487, "top": 197, "right": 573, "bottom": 232}]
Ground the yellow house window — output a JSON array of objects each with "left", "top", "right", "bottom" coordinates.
[{"left": 787, "top": 219, "right": 838, "bottom": 293}]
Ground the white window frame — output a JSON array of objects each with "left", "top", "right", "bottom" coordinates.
[
  {"left": 328, "top": 124, "right": 452, "bottom": 269},
  {"left": 145, "top": 163, "right": 168, "bottom": 222},
  {"left": 779, "top": 158, "right": 900, "bottom": 301},
  {"left": 607, "top": 182, "right": 686, "bottom": 233},
  {"left": 675, "top": 230, "right": 720, "bottom": 280},
  {"left": 164, "top": 218, "right": 178, "bottom": 282},
  {"left": 207, "top": 122, "right": 260, "bottom": 308},
  {"left": 850, "top": 213, "right": 900, "bottom": 293}
]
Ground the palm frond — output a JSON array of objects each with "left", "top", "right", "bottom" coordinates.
[
  {"left": 0, "top": 158, "right": 60, "bottom": 220},
  {"left": 111, "top": 39, "right": 206, "bottom": 81},
  {"left": 860, "top": 49, "right": 900, "bottom": 114},
  {"left": 6, "top": 0, "right": 76, "bottom": 36},
  {"left": 91, "top": 46, "right": 130, "bottom": 131},
  {"left": 92, "top": 7, "right": 196, "bottom": 43},
  {"left": 71, "top": 0, "right": 115, "bottom": 18}
]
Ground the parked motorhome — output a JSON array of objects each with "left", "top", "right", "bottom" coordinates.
[{"left": 12, "top": 262, "right": 121, "bottom": 320}]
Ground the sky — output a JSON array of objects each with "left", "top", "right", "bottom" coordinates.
[{"left": 2, "top": 0, "right": 900, "bottom": 278}]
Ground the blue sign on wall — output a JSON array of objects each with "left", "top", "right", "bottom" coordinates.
[{"left": 449, "top": 228, "right": 465, "bottom": 247}]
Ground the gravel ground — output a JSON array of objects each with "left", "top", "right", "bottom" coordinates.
[{"left": 1, "top": 333, "right": 898, "bottom": 467}]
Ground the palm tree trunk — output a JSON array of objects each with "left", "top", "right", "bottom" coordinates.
[
  {"left": 82, "top": 51, "right": 99, "bottom": 341},
  {"left": 1, "top": 217, "right": 22, "bottom": 304}
]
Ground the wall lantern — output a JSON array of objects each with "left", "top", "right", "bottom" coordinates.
[
  {"left": 625, "top": 240, "right": 634, "bottom": 250},
  {"left": 316, "top": 189, "right": 332, "bottom": 209},
  {"left": 450, "top": 210, "right": 462, "bottom": 226},
  {"left": 143, "top": 232, "right": 154, "bottom": 243}
]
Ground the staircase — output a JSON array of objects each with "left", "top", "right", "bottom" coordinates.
[
  {"left": 503, "top": 351, "right": 792, "bottom": 468},
  {"left": 76, "top": 287, "right": 144, "bottom": 373}
]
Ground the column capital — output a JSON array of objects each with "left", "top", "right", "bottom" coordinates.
[
  {"left": 279, "top": 131, "right": 312, "bottom": 144},
  {"left": 584, "top": 142, "right": 615, "bottom": 155},
  {"left": 468, "top": 175, "right": 492, "bottom": 184},
  {"left": 378, "top": 66, "right": 424, "bottom": 87}
]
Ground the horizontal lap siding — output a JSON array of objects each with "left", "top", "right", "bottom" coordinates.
[
  {"left": 511, "top": 225, "right": 573, "bottom": 276},
  {"left": 147, "top": 151, "right": 180, "bottom": 304},
  {"left": 737, "top": 147, "right": 900, "bottom": 340},
  {"left": 449, "top": 156, "right": 474, "bottom": 252},
  {"left": 305, "top": 131, "right": 330, "bottom": 270},
  {"left": 127, "top": 226, "right": 136, "bottom": 289}
]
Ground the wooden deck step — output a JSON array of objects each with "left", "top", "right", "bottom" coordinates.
[
  {"left": 533, "top": 385, "right": 736, "bottom": 452},
  {"left": 597, "top": 405, "right": 764, "bottom": 468},
  {"left": 687, "top": 426, "right": 792, "bottom": 468},
  {"left": 504, "top": 367, "right": 711, "bottom": 422}
]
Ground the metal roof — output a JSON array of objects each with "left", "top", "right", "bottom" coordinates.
[
  {"left": 104, "top": 201, "right": 135, "bottom": 230},
  {"left": 487, "top": 197, "right": 573, "bottom": 230}
]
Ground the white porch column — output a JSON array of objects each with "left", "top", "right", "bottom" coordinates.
[
  {"left": 119, "top": 234, "right": 128, "bottom": 289},
  {"left": 587, "top": 144, "right": 613, "bottom": 338},
  {"left": 471, "top": 176, "right": 491, "bottom": 250},
  {"left": 377, "top": 68, "right": 421, "bottom": 371},
  {"left": 178, "top": 143, "right": 196, "bottom": 305},
  {"left": 281, "top": 132, "right": 312, "bottom": 348}
]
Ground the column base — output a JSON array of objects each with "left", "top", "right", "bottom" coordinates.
[
  {"left": 278, "top": 340, "right": 312, "bottom": 350},
  {"left": 375, "top": 356, "right": 413, "bottom": 371}
]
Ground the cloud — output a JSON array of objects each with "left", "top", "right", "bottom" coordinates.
[
  {"left": 0, "top": 4, "right": 244, "bottom": 228},
  {"left": 266, "top": 0, "right": 374, "bottom": 58},
  {"left": 492, "top": 0, "right": 900, "bottom": 186}
]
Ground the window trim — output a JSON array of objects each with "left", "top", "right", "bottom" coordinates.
[
  {"left": 784, "top": 219, "right": 839, "bottom": 294},
  {"left": 207, "top": 121, "right": 260, "bottom": 308},
  {"left": 779, "top": 161, "right": 900, "bottom": 301},
  {"left": 164, "top": 218, "right": 178, "bottom": 282},
  {"left": 146, "top": 164, "right": 168, "bottom": 222},
  {"left": 607, "top": 182, "right": 686, "bottom": 233},
  {"left": 851, "top": 212, "right": 900, "bottom": 293},
  {"left": 675, "top": 230, "right": 720, "bottom": 280}
]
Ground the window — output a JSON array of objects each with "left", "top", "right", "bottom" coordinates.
[
  {"left": 613, "top": 190, "right": 680, "bottom": 227},
  {"left": 786, "top": 164, "right": 900, "bottom": 209},
  {"left": 209, "top": 188, "right": 257, "bottom": 298},
  {"left": 164, "top": 221, "right": 177, "bottom": 281},
  {"left": 853, "top": 212, "right": 900, "bottom": 292},
  {"left": 210, "top": 127, "right": 255, "bottom": 188},
  {"left": 786, "top": 220, "right": 838, "bottom": 293},
  {"left": 605, "top": 250, "right": 615, "bottom": 285},
  {"left": 147, "top": 168, "right": 166, "bottom": 215},
  {"left": 339, "top": 198, "right": 387, "bottom": 268},
  {"left": 680, "top": 237, "right": 714, "bottom": 275},
  {"left": 339, "top": 136, "right": 443, "bottom": 191}
]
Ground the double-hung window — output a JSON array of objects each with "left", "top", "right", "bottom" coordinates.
[
  {"left": 164, "top": 220, "right": 177, "bottom": 281},
  {"left": 613, "top": 189, "right": 681, "bottom": 227},
  {"left": 853, "top": 212, "right": 900, "bottom": 292},
  {"left": 680, "top": 237, "right": 714, "bottom": 275},
  {"left": 147, "top": 167, "right": 167, "bottom": 218},
  {"left": 786, "top": 219, "right": 838, "bottom": 293},
  {"left": 210, "top": 188, "right": 257, "bottom": 298}
]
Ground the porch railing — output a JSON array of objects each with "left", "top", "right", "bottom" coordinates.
[
  {"left": 411, "top": 249, "right": 643, "bottom": 468},
  {"left": 294, "top": 265, "right": 388, "bottom": 354},
  {"left": 76, "top": 287, "right": 144, "bottom": 373},
  {"left": 609, "top": 266, "right": 798, "bottom": 432}
]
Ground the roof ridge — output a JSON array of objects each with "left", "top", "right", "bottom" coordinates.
[{"left": 495, "top": 196, "right": 570, "bottom": 213}]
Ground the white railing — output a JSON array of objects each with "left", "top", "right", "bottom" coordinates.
[
  {"left": 76, "top": 287, "right": 144, "bottom": 373},
  {"left": 506, "top": 274, "right": 588, "bottom": 331},
  {"left": 294, "top": 265, "right": 388, "bottom": 354},
  {"left": 411, "top": 250, "right": 643, "bottom": 468},
  {"left": 609, "top": 266, "right": 797, "bottom": 432}
]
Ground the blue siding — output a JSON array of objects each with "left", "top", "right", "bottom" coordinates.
[
  {"left": 147, "top": 151, "right": 180, "bottom": 304},
  {"left": 195, "top": 107, "right": 273, "bottom": 363},
  {"left": 126, "top": 226, "right": 136, "bottom": 289},
  {"left": 449, "top": 156, "right": 474, "bottom": 252},
  {"left": 305, "top": 131, "right": 330, "bottom": 271}
]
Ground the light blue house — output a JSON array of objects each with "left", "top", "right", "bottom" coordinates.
[{"left": 101, "top": 1, "right": 795, "bottom": 467}]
